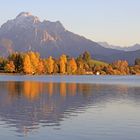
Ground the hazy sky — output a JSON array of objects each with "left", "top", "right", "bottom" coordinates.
[{"left": 0, "top": 0, "right": 140, "bottom": 46}]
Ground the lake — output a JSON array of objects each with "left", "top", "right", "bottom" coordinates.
[{"left": 0, "top": 75, "right": 140, "bottom": 140}]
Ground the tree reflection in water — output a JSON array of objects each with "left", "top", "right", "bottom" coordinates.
[{"left": 0, "top": 81, "right": 139, "bottom": 136}]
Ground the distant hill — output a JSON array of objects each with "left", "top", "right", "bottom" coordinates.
[
  {"left": 98, "top": 42, "right": 140, "bottom": 51},
  {"left": 0, "top": 12, "right": 140, "bottom": 65}
]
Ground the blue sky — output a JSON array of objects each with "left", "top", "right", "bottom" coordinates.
[{"left": 0, "top": 0, "right": 140, "bottom": 46}]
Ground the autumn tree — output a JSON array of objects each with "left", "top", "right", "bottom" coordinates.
[
  {"left": 28, "top": 52, "right": 40, "bottom": 73},
  {"left": 37, "top": 60, "right": 45, "bottom": 74},
  {"left": 59, "top": 54, "right": 67, "bottom": 74},
  {"left": 130, "top": 65, "right": 140, "bottom": 75},
  {"left": 53, "top": 61, "right": 59, "bottom": 74},
  {"left": 46, "top": 56, "right": 54, "bottom": 74},
  {"left": 4, "top": 61, "right": 15, "bottom": 73},
  {"left": 112, "top": 60, "right": 130, "bottom": 75},
  {"left": 23, "top": 54, "right": 33, "bottom": 74},
  {"left": 67, "top": 58, "right": 77, "bottom": 74}
]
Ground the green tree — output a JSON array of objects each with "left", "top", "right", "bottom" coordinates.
[
  {"left": 0, "top": 57, "right": 7, "bottom": 71},
  {"left": 135, "top": 58, "right": 140, "bottom": 66},
  {"left": 83, "top": 51, "right": 91, "bottom": 62},
  {"left": 8, "top": 52, "right": 23, "bottom": 72}
]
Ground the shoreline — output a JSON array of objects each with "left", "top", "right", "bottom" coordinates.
[
  {"left": 0, "top": 72, "right": 139, "bottom": 76},
  {"left": 0, "top": 74, "right": 139, "bottom": 87}
]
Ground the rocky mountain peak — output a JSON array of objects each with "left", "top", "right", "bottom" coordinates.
[
  {"left": 15, "top": 12, "right": 40, "bottom": 24},
  {"left": 16, "top": 12, "right": 33, "bottom": 18}
]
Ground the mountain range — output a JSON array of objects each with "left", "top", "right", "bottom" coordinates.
[
  {"left": 0, "top": 12, "right": 140, "bottom": 65},
  {"left": 98, "top": 42, "right": 140, "bottom": 51}
]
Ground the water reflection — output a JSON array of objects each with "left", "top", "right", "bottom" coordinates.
[{"left": 0, "top": 81, "right": 140, "bottom": 136}]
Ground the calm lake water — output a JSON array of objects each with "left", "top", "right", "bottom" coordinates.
[{"left": 0, "top": 75, "right": 140, "bottom": 140}]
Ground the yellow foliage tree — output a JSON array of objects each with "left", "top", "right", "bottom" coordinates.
[
  {"left": 23, "top": 54, "right": 33, "bottom": 74},
  {"left": 37, "top": 60, "right": 45, "bottom": 74},
  {"left": 28, "top": 52, "right": 40, "bottom": 73},
  {"left": 67, "top": 58, "right": 77, "bottom": 74},
  {"left": 45, "top": 56, "right": 54, "bottom": 74},
  {"left": 59, "top": 54, "right": 67, "bottom": 74}
]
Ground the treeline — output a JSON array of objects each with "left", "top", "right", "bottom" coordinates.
[{"left": 0, "top": 51, "right": 140, "bottom": 75}]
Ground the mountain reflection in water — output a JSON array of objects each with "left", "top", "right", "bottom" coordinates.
[{"left": 0, "top": 81, "right": 140, "bottom": 136}]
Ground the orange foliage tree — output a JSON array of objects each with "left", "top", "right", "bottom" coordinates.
[
  {"left": 112, "top": 60, "right": 129, "bottom": 75},
  {"left": 37, "top": 60, "right": 45, "bottom": 74},
  {"left": 67, "top": 58, "right": 77, "bottom": 74},
  {"left": 4, "top": 61, "right": 15, "bottom": 73}
]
